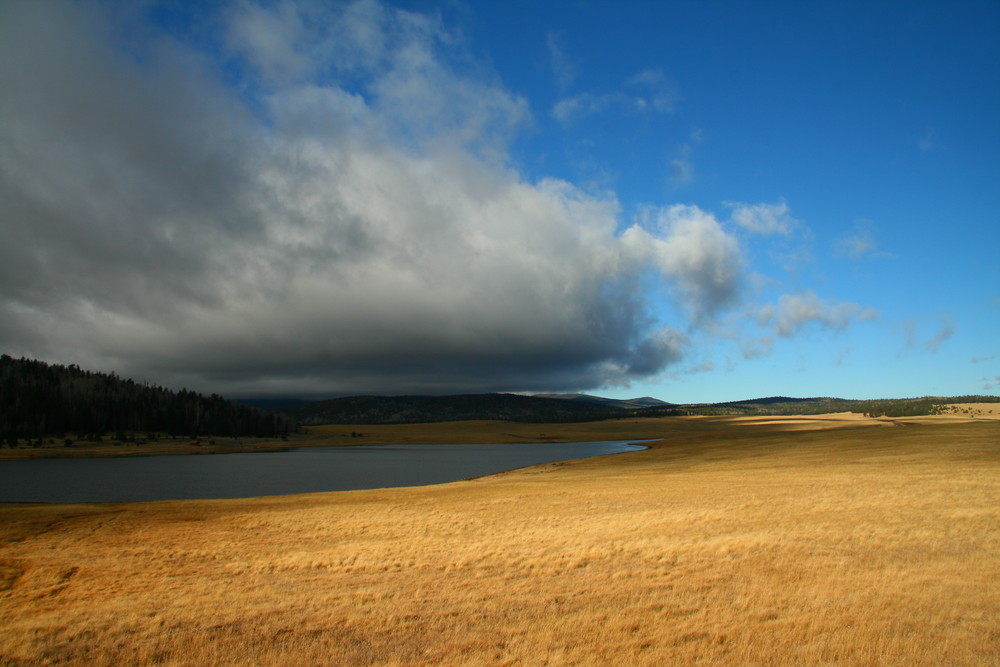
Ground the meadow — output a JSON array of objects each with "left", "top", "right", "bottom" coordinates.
[{"left": 1, "top": 411, "right": 997, "bottom": 665}]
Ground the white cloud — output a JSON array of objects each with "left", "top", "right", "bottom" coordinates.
[
  {"left": 726, "top": 200, "right": 796, "bottom": 236},
  {"left": 836, "top": 219, "right": 892, "bottom": 260},
  {"left": 688, "top": 360, "right": 716, "bottom": 374},
  {"left": 623, "top": 204, "right": 743, "bottom": 319},
  {"left": 627, "top": 69, "right": 679, "bottom": 113},
  {"left": 667, "top": 127, "right": 702, "bottom": 188},
  {"left": 546, "top": 31, "right": 577, "bottom": 90},
  {"left": 758, "top": 291, "right": 877, "bottom": 337},
  {"left": 838, "top": 230, "right": 877, "bottom": 259},
  {"left": 901, "top": 317, "right": 955, "bottom": 355},
  {"left": 225, "top": 0, "right": 312, "bottom": 83},
  {"left": 552, "top": 68, "right": 678, "bottom": 125},
  {"left": 669, "top": 158, "right": 694, "bottom": 186},
  {"left": 552, "top": 91, "right": 619, "bottom": 124},
  {"left": 226, "top": 0, "right": 530, "bottom": 160},
  {"left": 739, "top": 336, "right": 774, "bottom": 360}
]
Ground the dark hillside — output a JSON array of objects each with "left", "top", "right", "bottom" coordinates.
[
  {"left": 280, "top": 392, "right": 1000, "bottom": 425},
  {"left": 716, "top": 396, "right": 820, "bottom": 406},
  {"left": 282, "top": 393, "right": 635, "bottom": 425},
  {"left": 234, "top": 398, "right": 313, "bottom": 412},
  {"left": 0, "top": 355, "right": 294, "bottom": 441},
  {"left": 534, "top": 394, "right": 676, "bottom": 410}
]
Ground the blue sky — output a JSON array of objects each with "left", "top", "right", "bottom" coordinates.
[{"left": 1, "top": 0, "right": 997, "bottom": 401}]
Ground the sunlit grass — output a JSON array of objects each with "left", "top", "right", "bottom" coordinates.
[{"left": 1, "top": 414, "right": 997, "bottom": 664}]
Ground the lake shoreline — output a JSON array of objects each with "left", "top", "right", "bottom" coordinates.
[
  {"left": 0, "top": 418, "right": 669, "bottom": 461},
  {"left": 1, "top": 409, "right": 993, "bottom": 461}
]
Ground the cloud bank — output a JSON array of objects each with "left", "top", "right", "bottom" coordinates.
[{"left": 0, "top": 1, "right": 872, "bottom": 398}]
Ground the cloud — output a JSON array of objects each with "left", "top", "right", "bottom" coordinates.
[
  {"left": 838, "top": 230, "right": 877, "bottom": 259},
  {"left": 669, "top": 158, "right": 694, "bottom": 187},
  {"left": 0, "top": 1, "right": 876, "bottom": 399},
  {"left": 739, "top": 336, "right": 774, "bottom": 360},
  {"left": 225, "top": 0, "right": 314, "bottom": 84},
  {"left": 546, "top": 31, "right": 577, "bottom": 90},
  {"left": 552, "top": 68, "right": 678, "bottom": 124},
  {"left": 627, "top": 69, "right": 679, "bottom": 114},
  {"left": 667, "top": 127, "right": 701, "bottom": 188},
  {"left": 227, "top": 0, "right": 530, "bottom": 160},
  {"left": 624, "top": 328, "right": 687, "bottom": 377},
  {"left": 918, "top": 127, "right": 935, "bottom": 152},
  {"left": 688, "top": 360, "right": 715, "bottom": 374},
  {"left": 0, "top": 0, "right": 751, "bottom": 397},
  {"left": 623, "top": 205, "right": 744, "bottom": 320},
  {"left": 758, "top": 291, "right": 877, "bottom": 337},
  {"left": 836, "top": 219, "right": 891, "bottom": 260},
  {"left": 726, "top": 200, "right": 796, "bottom": 236},
  {"left": 927, "top": 323, "right": 955, "bottom": 353},
  {"left": 552, "top": 91, "right": 622, "bottom": 124},
  {"left": 900, "top": 316, "right": 955, "bottom": 355}
]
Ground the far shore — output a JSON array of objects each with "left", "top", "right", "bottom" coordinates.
[{"left": 1, "top": 405, "right": 997, "bottom": 461}]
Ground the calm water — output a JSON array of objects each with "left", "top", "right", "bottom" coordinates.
[{"left": 0, "top": 441, "right": 646, "bottom": 503}]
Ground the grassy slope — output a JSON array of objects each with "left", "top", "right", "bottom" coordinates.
[{"left": 1, "top": 414, "right": 998, "bottom": 665}]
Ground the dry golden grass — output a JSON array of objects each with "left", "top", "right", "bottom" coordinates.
[{"left": 1, "top": 415, "right": 998, "bottom": 665}]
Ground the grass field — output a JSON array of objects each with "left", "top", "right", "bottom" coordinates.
[{"left": 1, "top": 414, "right": 998, "bottom": 665}]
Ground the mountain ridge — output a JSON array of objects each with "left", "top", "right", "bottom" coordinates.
[
  {"left": 531, "top": 393, "right": 676, "bottom": 410},
  {"left": 281, "top": 393, "right": 643, "bottom": 426},
  {"left": 277, "top": 392, "right": 1000, "bottom": 424}
]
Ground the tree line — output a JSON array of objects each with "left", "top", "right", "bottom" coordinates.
[{"left": 0, "top": 355, "right": 294, "bottom": 442}]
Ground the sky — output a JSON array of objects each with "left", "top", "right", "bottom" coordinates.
[{"left": 1, "top": 0, "right": 998, "bottom": 403}]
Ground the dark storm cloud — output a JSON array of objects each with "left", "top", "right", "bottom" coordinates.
[{"left": 0, "top": 0, "right": 752, "bottom": 396}]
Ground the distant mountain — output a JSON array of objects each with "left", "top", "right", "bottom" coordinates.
[
  {"left": 279, "top": 393, "right": 657, "bottom": 425},
  {"left": 279, "top": 392, "right": 1000, "bottom": 425},
  {"left": 233, "top": 398, "right": 313, "bottom": 412},
  {"left": 534, "top": 393, "right": 676, "bottom": 410},
  {"left": 623, "top": 396, "right": 675, "bottom": 408}
]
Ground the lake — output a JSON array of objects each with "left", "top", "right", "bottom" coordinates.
[{"left": 0, "top": 441, "right": 647, "bottom": 503}]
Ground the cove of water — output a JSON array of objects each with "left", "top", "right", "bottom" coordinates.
[{"left": 0, "top": 441, "right": 647, "bottom": 503}]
